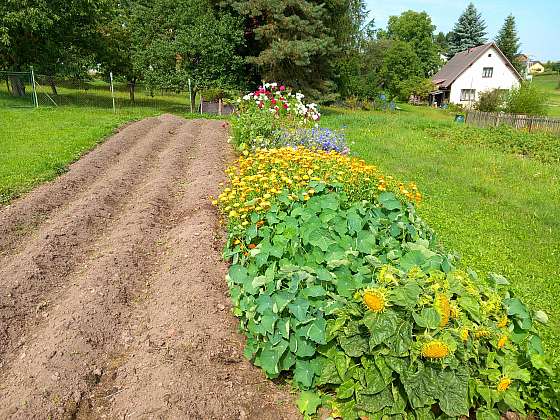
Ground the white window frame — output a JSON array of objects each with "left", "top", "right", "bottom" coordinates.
[
  {"left": 482, "top": 67, "right": 494, "bottom": 78},
  {"left": 460, "top": 89, "right": 476, "bottom": 101}
]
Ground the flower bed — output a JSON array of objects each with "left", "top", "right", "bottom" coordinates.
[{"left": 215, "top": 84, "right": 559, "bottom": 419}]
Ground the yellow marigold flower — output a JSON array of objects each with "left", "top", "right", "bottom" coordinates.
[
  {"left": 497, "top": 377, "right": 512, "bottom": 392},
  {"left": 475, "top": 328, "right": 491, "bottom": 339},
  {"left": 449, "top": 303, "right": 460, "bottom": 320},
  {"left": 363, "top": 288, "right": 387, "bottom": 313},
  {"left": 459, "top": 327, "right": 470, "bottom": 342},
  {"left": 497, "top": 315, "right": 508, "bottom": 328},
  {"left": 435, "top": 293, "right": 451, "bottom": 327},
  {"left": 421, "top": 340, "right": 449, "bottom": 359},
  {"left": 497, "top": 335, "right": 508, "bottom": 349}
]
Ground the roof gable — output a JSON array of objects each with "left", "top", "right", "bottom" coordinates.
[{"left": 432, "top": 43, "right": 522, "bottom": 88}]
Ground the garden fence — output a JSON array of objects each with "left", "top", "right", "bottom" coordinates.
[
  {"left": 466, "top": 110, "right": 560, "bottom": 135},
  {"left": 1, "top": 68, "right": 192, "bottom": 112}
]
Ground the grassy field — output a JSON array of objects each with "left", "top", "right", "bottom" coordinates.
[
  {"left": 532, "top": 73, "right": 560, "bottom": 116},
  {"left": 0, "top": 106, "right": 172, "bottom": 203},
  {"left": 322, "top": 105, "right": 560, "bottom": 360}
]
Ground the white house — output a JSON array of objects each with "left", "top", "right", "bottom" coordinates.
[{"left": 431, "top": 43, "right": 522, "bottom": 107}]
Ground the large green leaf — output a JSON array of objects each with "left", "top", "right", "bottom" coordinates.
[
  {"left": 339, "top": 334, "right": 369, "bottom": 358},
  {"left": 297, "top": 391, "right": 322, "bottom": 416},
  {"left": 379, "top": 192, "right": 402, "bottom": 211},
  {"left": 363, "top": 310, "right": 399, "bottom": 348},
  {"left": 294, "top": 359, "right": 315, "bottom": 388},
  {"left": 412, "top": 308, "right": 441, "bottom": 329},
  {"left": 355, "top": 387, "right": 393, "bottom": 414},
  {"left": 391, "top": 281, "right": 421, "bottom": 308},
  {"left": 257, "top": 339, "right": 289, "bottom": 376},
  {"left": 437, "top": 368, "right": 469, "bottom": 417}
]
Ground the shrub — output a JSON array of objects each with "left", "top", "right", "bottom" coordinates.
[
  {"left": 397, "top": 77, "right": 435, "bottom": 102},
  {"left": 505, "top": 83, "right": 549, "bottom": 116},
  {"left": 475, "top": 89, "right": 506, "bottom": 112}
]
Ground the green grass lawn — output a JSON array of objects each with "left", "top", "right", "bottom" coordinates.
[
  {"left": 532, "top": 73, "right": 560, "bottom": 116},
  {"left": 0, "top": 106, "right": 170, "bottom": 203},
  {"left": 322, "top": 105, "right": 560, "bottom": 361}
]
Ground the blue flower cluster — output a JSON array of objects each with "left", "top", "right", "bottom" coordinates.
[{"left": 266, "top": 127, "right": 350, "bottom": 154}]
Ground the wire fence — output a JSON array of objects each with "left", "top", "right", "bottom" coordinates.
[{"left": 1, "top": 68, "right": 192, "bottom": 112}]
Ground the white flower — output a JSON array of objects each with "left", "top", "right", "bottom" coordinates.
[
  {"left": 270, "top": 82, "right": 277, "bottom": 88},
  {"left": 243, "top": 94, "right": 251, "bottom": 100},
  {"left": 312, "top": 114, "right": 319, "bottom": 121},
  {"left": 296, "top": 92, "right": 304, "bottom": 100}
]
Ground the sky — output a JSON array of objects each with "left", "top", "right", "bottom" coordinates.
[{"left": 365, "top": 0, "right": 560, "bottom": 61}]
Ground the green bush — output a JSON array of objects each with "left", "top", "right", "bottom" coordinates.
[
  {"left": 475, "top": 89, "right": 506, "bottom": 112},
  {"left": 505, "top": 83, "right": 549, "bottom": 116}
]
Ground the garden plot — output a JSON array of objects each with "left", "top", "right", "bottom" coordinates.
[{"left": 0, "top": 115, "right": 298, "bottom": 419}]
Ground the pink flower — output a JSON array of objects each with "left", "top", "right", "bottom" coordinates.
[
  {"left": 270, "top": 98, "right": 277, "bottom": 105},
  {"left": 279, "top": 85, "right": 286, "bottom": 91},
  {"left": 283, "top": 103, "right": 288, "bottom": 109},
  {"left": 258, "top": 101, "right": 264, "bottom": 109}
]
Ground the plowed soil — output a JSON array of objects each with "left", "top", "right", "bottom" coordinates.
[{"left": 0, "top": 115, "right": 300, "bottom": 420}]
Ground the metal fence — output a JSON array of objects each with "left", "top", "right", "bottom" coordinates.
[
  {"left": 1, "top": 68, "right": 192, "bottom": 112},
  {"left": 466, "top": 110, "right": 560, "bottom": 135}
]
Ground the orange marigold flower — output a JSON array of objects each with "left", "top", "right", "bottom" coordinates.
[{"left": 497, "top": 377, "right": 512, "bottom": 392}]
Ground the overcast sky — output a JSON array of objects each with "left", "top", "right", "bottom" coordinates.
[{"left": 366, "top": 0, "right": 560, "bottom": 61}]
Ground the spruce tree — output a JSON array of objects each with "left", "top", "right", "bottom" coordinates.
[
  {"left": 447, "top": 3, "right": 487, "bottom": 57},
  {"left": 495, "top": 15, "right": 521, "bottom": 70}
]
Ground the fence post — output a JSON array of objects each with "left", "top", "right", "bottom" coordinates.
[
  {"left": 109, "top": 72, "right": 116, "bottom": 113},
  {"left": 188, "top": 78, "right": 193, "bottom": 113},
  {"left": 30, "top": 66, "right": 38, "bottom": 108}
]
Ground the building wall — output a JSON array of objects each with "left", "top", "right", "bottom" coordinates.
[
  {"left": 530, "top": 63, "right": 545, "bottom": 74},
  {"left": 449, "top": 46, "right": 520, "bottom": 106}
]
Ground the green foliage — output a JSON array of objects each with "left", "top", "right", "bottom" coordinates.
[
  {"left": 131, "top": 0, "right": 245, "bottom": 92},
  {"left": 495, "top": 15, "right": 522, "bottom": 73},
  {"left": 475, "top": 89, "right": 506, "bottom": 112},
  {"left": 447, "top": 3, "right": 487, "bottom": 58},
  {"left": 386, "top": 11, "right": 440, "bottom": 76},
  {"left": 398, "top": 78, "right": 435, "bottom": 102},
  {"left": 504, "top": 83, "right": 549, "bottom": 116},
  {"left": 222, "top": 180, "right": 559, "bottom": 417},
  {"left": 0, "top": 0, "right": 114, "bottom": 73},
  {"left": 220, "top": 0, "right": 361, "bottom": 98},
  {"left": 382, "top": 41, "right": 423, "bottom": 99}
]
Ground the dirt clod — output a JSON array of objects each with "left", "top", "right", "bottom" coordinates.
[{"left": 0, "top": 115, "right": 299, "bottom": 419}]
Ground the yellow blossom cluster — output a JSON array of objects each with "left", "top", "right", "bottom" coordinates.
[
  {"left": 421, "top": 340, "right": 450, "bottom": 359},
  {"left": 214, "top": 147, "right": 421, "bottom": 224}
]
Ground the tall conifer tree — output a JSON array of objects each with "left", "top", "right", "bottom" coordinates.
[
  {"left": 447, "top": 3, "right": 487, "bottom": 57},
  {"left": 495, "top": 14, "right": 521, "bottom": 71}
]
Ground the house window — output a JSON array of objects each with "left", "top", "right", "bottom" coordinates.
[
  {"left": 460, "top": 89, "right": 476, "bottom": 101},
  {"left": 482, "top": 67, "right": 493, "bottom": 78}
]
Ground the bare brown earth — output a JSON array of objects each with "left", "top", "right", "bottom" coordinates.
[{"left": 0, "top": 115, "right": 300, "bottom": 420}]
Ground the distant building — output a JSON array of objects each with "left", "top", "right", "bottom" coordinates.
[
  {"left": 528, "top": 60, "right": 545, "bottom": 74},
  {"left": 430, "top": 43, "right": 522, "bottom": 107}
]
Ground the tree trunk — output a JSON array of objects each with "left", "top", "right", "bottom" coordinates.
[
  {"left": 190, "top": 89, "right": 197, "bottom": 113},
  {"left": 49, "top": 76, "right": 58, "bottom": 95},
  {"left": 8, "top": 75, "right": 26, "bottom": 97},
  {"left": 129, "top": 78, "right": 136, "bottom": 102}
]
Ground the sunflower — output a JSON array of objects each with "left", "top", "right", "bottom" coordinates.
[
  {"left": 497, "top": 335, "right": 508, "bottom": 349},
  {"left": 421, "top": 340, "right": 450, "bottom": 359},
  {"left": 362, "top": 288, "right": 388, "bottom": 313},
  {"left": 435, "top": 293, "right": 451, "bottom": 327}
]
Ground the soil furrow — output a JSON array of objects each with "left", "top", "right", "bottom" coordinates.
[
  {"left": 0, "top": 117, "right": 161, "bottom": 253},
  {"left": 0, "top": 118, "right": 201, "bottom": 419},
  {"left": 0, "top": 115, "right": 183, "bottom": 357},
  {"left": 0, "top": 116, "right": 299, "bottom": 420}
]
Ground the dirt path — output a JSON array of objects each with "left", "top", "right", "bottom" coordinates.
[{"left": 0, "top": 115, "right": 300, "bottom": 420}]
